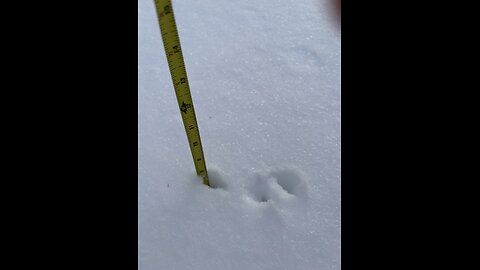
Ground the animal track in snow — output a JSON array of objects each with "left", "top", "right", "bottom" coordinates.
[
  {"left": 285, "top": 45, "right": 324, "bottom": 74},
  {"left": 248, "top": 168, "right": 308, "bottom": 204}
]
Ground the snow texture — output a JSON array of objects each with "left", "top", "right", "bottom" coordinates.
[{"left": 139, "top": 0, "right": 340, "bottom": 269}]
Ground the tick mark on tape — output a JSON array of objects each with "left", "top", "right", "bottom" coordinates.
[{"left": 180, "top": 102, "right": 191, "bottom": 114}]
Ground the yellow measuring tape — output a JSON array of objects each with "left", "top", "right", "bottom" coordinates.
[{"left": 153, "top": 0, "right": 210, "bottom": 186}]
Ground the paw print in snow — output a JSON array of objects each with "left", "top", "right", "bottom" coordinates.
[{"left": 248, "top": 168, "right": 308, "bottom": 204}]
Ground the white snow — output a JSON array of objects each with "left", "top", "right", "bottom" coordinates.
[{"left": 138, "top": 0, "right": 340, "bottom": 269}]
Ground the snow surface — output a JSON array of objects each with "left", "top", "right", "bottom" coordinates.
[{"left": 139, "top": 0, "right": 340, "bottom": 269}]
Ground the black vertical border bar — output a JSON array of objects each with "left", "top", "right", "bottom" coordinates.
[{"left": 9, "top": 0, "right": 139, "bottom": 268}]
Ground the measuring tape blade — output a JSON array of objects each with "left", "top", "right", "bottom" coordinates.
[{"left": 153, "top": 0, "right": 210, "bottom": 186}]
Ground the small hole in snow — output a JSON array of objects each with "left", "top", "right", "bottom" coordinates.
[
  {"left": 259, "top": 195, "right": 269, "bottom": 202},
  {"left": 206, "top": 170, "right": 228, "bottom": 190}
]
